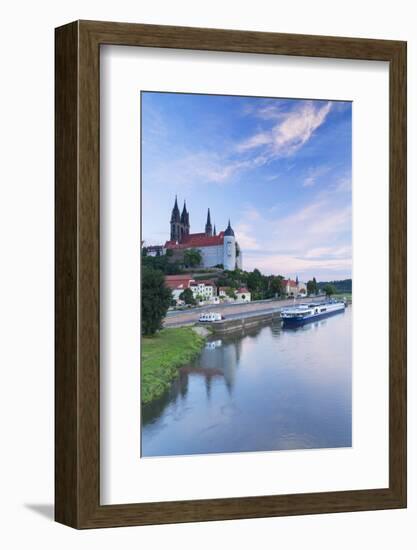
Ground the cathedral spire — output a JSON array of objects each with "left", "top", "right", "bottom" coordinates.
[
  {"left": 181, "top": 200, "right": 190, "bottom": 236},
  {"left": 181, "top": 200, "right": 187, "bottom": 223},
  {"left": 170, "top": 195, "right": 182, "bottom": 241},
  {"left": 170, "top": 195, "right": 180, "bottom": 222},
  {"left": 205, "top": 208, "right": 212, "bottom": 236},
  {"left": 213, "top": 223, "right": 217, "bottom": 236}
]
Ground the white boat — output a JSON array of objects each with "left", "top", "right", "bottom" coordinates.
[
  {"left": 199, "top": 312, "right": 224, "bottom": 323},
  {"left": 281, "top": 300, "right": 346, "bottom": 327}
]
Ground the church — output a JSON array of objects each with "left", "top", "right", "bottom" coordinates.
[{"left": 163, "top": 197, "right": 242, "bottom": 271}]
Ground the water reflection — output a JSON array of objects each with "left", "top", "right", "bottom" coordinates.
[{"left": 141, "top": 307, "right": 352, "bottom": 457}]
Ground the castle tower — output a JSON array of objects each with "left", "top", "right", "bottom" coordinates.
[
  {"left": 181, "top": 201, "right": 190, "bottom": 239},
  {"left": 223, "top": 220, "right": 236, "bottom": 271},
  {"left": 170, "top": 196, "right": 181, "bottom": 242},
  {"left": 205, "top": 208, "right": 212, "bottom": 237}
]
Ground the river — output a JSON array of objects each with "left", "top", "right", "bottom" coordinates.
[{"left": 141, "top": 305, "right": 352, "bottom": 457}]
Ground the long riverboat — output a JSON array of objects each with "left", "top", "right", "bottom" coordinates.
[{"left": 281, "top": 300, "right": 346, "bottom": 327}]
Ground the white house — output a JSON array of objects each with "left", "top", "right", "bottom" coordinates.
[
  {"left": 190, "top": 280, "right": 217, "bottom": 303},
  {"left": 235, "top": 287, "right": 251, "bottom": 302},
  {"left": 218, "top": 286, "right": 228, "bottom": 298}
]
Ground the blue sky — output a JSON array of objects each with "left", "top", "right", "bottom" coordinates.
[{"left": 141, "top": 91, "right": 352, "bottom": 282}]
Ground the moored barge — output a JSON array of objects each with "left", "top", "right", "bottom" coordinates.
[{"left": 281, "top": 300, "right": 346, "bottom": 327}]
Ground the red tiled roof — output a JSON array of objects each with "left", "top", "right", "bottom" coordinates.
[
  {"left": 193, "top": 279, "right": 216, "bottom": 286},
  {"left": 283, "top": 279, "right": 298, "bottom": 287},
  {"left": 236, "top": 287, "right": 249, "bottom": 294},
  {"left": 165, "top": 231, "right": 225, "bottom": 249},
  {"left": 164, "top": 275, "right": 195, "bottom": 290}
]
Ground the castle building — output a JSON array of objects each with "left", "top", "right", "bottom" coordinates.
[{"left": 164, "top": 198, "right": 242, "bottom": 270}]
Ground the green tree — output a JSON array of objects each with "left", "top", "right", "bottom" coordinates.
[
  {"left": 217, "top": 275, "right": 238, "bottom": 289},
  {"left": 179, "top": 287, "right": 196, "bottom": 305},
  {"left": 270, "top": 276, "right": 284, "bottom": 297},
  {"left": 184, "top": 248, "right": 202, "bottom": 268},
  {"left": 141, "top": 266, "right": 172, "bottom": 335},
  {"left": 142, "top": 253, "right": 183, "bottom": 275},
  {"left": 226, "top": 287, "right": 237, "bottom": 300},
  {"left": 307, "top": 278, "right": 318, "bottom": 295},
  {"left": 247, "top": 268, "right": 263, "bottom": 294},
  {"left": 323, "top": 284, "right": 337, "bottom": 298}
]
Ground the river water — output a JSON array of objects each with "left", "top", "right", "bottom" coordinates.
[{"left": 141, "top": 306, "right": 352, "bottom": 457}]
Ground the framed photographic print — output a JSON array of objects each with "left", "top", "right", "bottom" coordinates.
[{"left": 55, "top": 20, "right": 406, "bottom": 528}]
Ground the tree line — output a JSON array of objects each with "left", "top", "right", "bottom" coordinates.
[
  {"left": 216, "top": 268, "right": 285, "bottom": 301},
  {"left": 317, "top": 279, "right": 352, "bottom": 293}
]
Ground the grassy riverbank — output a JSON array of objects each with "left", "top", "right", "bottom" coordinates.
[{"left": 141, "top": 327, "right": 205, "bottom": 404}]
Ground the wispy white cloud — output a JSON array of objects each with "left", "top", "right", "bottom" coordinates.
[
  {"left": 245, "top": 252, "right": 351, "bottom": 275},
  {"left": 241, "top": 207, "right": 261, "bottom": 221},
  {"left": 142, "top": 102, "right": 168, "bottom": 139},
  {"left": 333, "top": 175, "right": 351, "bottom": 193},
  {"left": 148, "top": 152, "right": 250, "bottom": 186},
  {"left": 304, "top": 245, "right": 352, "bottom": 260},
  {"left": 303, "top": 165, "right": 331, "bottom": 187},
  {"left": 234, "top": 222, "right": 260, "bottom": 250},
  {"left": 242, "top": 100, "right": 290, "bottom": 121},
  {"left": 237, "top": 101, "right": 332, "bottom": 158},
  {"left": 273, "top": 200, "right": 351, "bottom": 252},
  {"left": 146, "top": 100, "right": 334, "bottom": 187}
]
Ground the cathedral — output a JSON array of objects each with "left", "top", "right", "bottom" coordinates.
[{"left": 164, "top": 197, "right": 242, "bottom": 270}]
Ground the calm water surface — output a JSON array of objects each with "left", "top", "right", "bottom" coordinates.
[{"left": 141, "top": 306, "right": 352, "bottom": 457}]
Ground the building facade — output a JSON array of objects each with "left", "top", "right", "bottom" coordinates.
[
  {"left": 189, "top": 280, "right": 216, "bottom": 302},
  {"left": 235, "top": 287, "right": 251, "bottom": 302},
  {"left": 162, "top": 198, "right": 242, "bottom": 270},
  {"left": 282, "top": 277, "right": 307, "bottom": 296},
  {"left": 164, "top": 275, "right": 218, "bottom": 305}
]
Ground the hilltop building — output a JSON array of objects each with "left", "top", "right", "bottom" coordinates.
[{"left": 155, "top": 197, "right": 242, "bottom": 270}]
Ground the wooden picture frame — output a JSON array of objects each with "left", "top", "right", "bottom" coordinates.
[{"left": 55, "top": 20, "right": 407, "bottom": 529}]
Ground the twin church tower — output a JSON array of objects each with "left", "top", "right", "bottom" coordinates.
[
  {"left": 170, "top": 197, "right": 216, "bottom": 242},
  {"left": 165, "top": 197, "right": 241, "bottom": 271}
]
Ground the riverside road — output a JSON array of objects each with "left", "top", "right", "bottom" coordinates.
[{"left": 164, "top": 297, "right": 325, "bottom": 328}]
